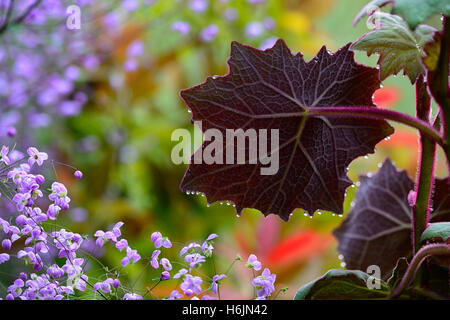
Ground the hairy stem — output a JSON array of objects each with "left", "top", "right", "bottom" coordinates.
[
  {"left": 435, "top": 16, "right": 450, "bottom": 168},
  {"left": 390, "top": 243, "right": 450, "bottom": 298},
  {"left": 412, "top": 76, "right": 436, "bottom": 254},
  {"left": 305, "top": 106, "right": 443, "bottom": 146}
]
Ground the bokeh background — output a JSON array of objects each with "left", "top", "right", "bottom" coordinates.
[{"left": 0, "top": 0, "right": 446, "bottom": 299}]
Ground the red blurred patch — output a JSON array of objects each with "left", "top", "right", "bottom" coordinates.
[
  {"left": 265, "top": 230, "right": 334, "bottom": 270},
  {"left": 373, "top": 86, "right": 401, "bottom": 109},
  {"left": 378, "top": 129, "right": 419, "bottom": 149}
]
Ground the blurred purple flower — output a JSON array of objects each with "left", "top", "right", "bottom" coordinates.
[{"left": 199, "top": 24, "right": 218, "bottom": 42}]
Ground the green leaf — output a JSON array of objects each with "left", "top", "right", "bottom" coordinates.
[
  {"left": 421, "top": 222, "right": 450, "bottom": 243},
  {"left": 392, "top": 0, "right": 450, "bottom": 29},
  {"left": 352, "top": 12, "right": 436, "bottom": 83},
  {"left": 294, "top": 269, "right": 389, "bottom": 300},
  {"left": 422, "top": 31, "right": 441, "bottom": 71}
]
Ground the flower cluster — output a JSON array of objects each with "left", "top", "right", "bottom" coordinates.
[{"left": 0, "top": 145, "right": 278, "bottom": 300}]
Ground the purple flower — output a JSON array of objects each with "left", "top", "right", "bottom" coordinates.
[
  {"left": 245, "top": 21, "right": 264, "bottom": 38},
  {"left": 2, "top": 239, "right": 12, "bottom": 250},
  {"left": 0, "top": 253, "right": 10, "bottom": 264},
  {"left": 185, "top": 253, "right": 206, "bottom": 271},
  {"left": 49, "top": 182, "right": 70, "bottom": 210},
  {"left": 74, "top": 170, "right": 83, "bottom": 179},
  {"left": 113, "top": 279, "right": 120, "bottom": 289},
  {"left": 161, "top": 258, "right": 172, "bottom": 271},
  {"left": 47, "top": 264, "right": 64, "bottom": 279},
  {"left": 161, "top": 271, "right": 170, "bottom": 280},
  {"left": 123, "top": 293, "right": 143, "bottom": 300},
  {"left": 172, "top": 21, "right": 190, "bottom": 35},
  {"left": 211, "top": 274, "right": 226, "bottom": 294},
  {"left": 252, "top": 268, "right": 276, "bottom": 298},
  {"left": 189, "top": 0, "right": 208, "bottom": 12},
  {"left": 93, "top": 278, "right": 115, "bottom": 293},
  {"left": 27, "top": 147, "right": 48, "bottom": 166},
  {"left": 166, "top": 290, "right": 183, "bottom": 300},
  {"left": 115, "top": 239, "right": 128, "bottom": 252},
  {"left": 0, "top": 146, "right": 11, "bottom": 165},
  {"left": 173, "top": 268, "right": 188, "bottom": 279},
  {"left": 180, "top": 274, "right": 202, "bottom": 296},
  {"left": 180, "top": 242, "right": 201, "bottom": 256},
  {"left": 199, "top": 24, "right": 218, "bottom": 42},
  {"left": 202, "top": 295, "right": 218, "bottom": 300},
  {"left": 121, "top": 247, "right": 141, "bottom": 267},
  {"left": 151, "top": 231, "right": 172, "bottom": 248},
  {"left": 47, "top": 204, "right": 61, "bottom": 220},
  {"left": 201, "top": 233, "right": 218, "bottom": 256},
  {"left": 151, "top": 249, "right": 161, "bottom": 269},
  {"left": 224, "top": 8, "right": 238, "bottom": 21},
  {"left": 246, "top": 254, "right": 262, "bottom": 271},
  {"left": 126, "top": 40, "right": 144, "bottom": 58}
]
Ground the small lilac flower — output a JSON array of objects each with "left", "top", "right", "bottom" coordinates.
[
  {"left": 245, "top": 21, "right": 264, "bottom": 38},
  {"left": 115, "top": 239, "right": 128, "bottom": 251},
  {"left": 27, "top": 147, "right": 48, "bottom": 166},
  {"left": 211, "top": 274, "right": 226, "bottom": 294},
  {"left": 7, "top": 126, "right": 16, "bottom": 137},
  {"left": 224, "top": 8, "right": 238, "bottom": 21},
  {"left": 199, "top": 25, "right": 218, "bottom": 42},
  {"left": 47, "top": 204, "right": 61, "bottom": 220},
  {"left": 252, "top": 268, "right": 276, "bottom": 298},
  {"left": 161, "top": 258, "right": 172, "bottom": 271},
  {"left": 126, "top": 40, "right": 144, "bottom": 58},
  {"left": 172, "top": 21, "right": 190, "bottom": 35},
  {"left": 123, "top": 293, "right": 143, "bottom": 300},
  {"left": 202, "top": 295, "right": 218, "bottom": 300},
  {"left": 201, "top": 233, "right": 218, "bottom": 256},
  {"left": 185, "top": 253, "right": 206, "bottom": 271},
  {"left": 167, "top": 290, "right": 183, "bottom": 300},
  {"left": 180, "top": 274, "right": 202, "bottom": 296},
  {"left": 93, "top": 278, "right": 114, "bottom": 293},
  {"left": 189, "top": 0, "right": 208, "bottom": 12},
  {"left": 121, "top": 247, "right": 141, "bottom": 267},
  {"left": 246, "top": 254, "right": 262, "bottom": 271},
  {"left": 2, "top": 239, "right": 12, "bottom": 250},
  {"left": 173, "top": 268, "right": 188, "bottom": 279},
  {"left": 161, "top": 271, "right": 170, "bottom": 280},
  {"left": 0, "top": 146, "right": 10, "bottom": 165},
  {"left": 180, "top": 242, "right": 201, "bottom": 256},
  {"left": 151, "top": 231, "right": 172, "bottom": 248},
  {"left": 47, "top": 264, "right": 64, "bottom": 279},
  {"left": 113, "top": 279, "right": 120, "bottom": 289},
  {"left": 0, "top": 253, "right": 10, "bottom": 264},
  {"left": 151, "top": 249, "right": 161, "bottom": 269},
  {"left": 74, "top": 170, "right": 83, "bottom": 179}
]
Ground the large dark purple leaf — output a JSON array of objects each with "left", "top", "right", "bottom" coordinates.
[
  {"left": 180, "top": 39, "right": 393, "bottom": 221},
  {"left": 333, "top": 159, "right": 413, "bottom": 279},
  {"left": 333, "top": 160, "right": 450, "bottom": 279}
]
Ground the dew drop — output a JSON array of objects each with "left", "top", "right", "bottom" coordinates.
[
  {"left": 340, "top": 262, "right": 346, "bottom": 268},
  {"left": 338, "top": 254, "right": 344, "bottom": 260},
  {"left": 356, "top": 181, "right": 361, "bottom": 187},
  {"left": 317, "top": 210, "right": 322, "bottom": 215},
  {"left": 377, "top": 162, "right": 382, "bottom": 168},
  {"left": 364, "top": 155, "right": 369, "bottom": 159},
  {"left": 350, "top": 201, "right": 355, "bottom": 207}
]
